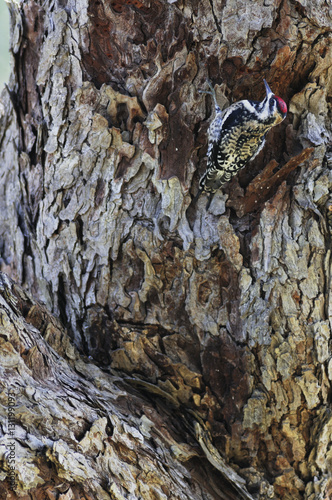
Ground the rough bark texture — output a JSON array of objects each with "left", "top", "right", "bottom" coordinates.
[
  {"left": 0, "top": 0, "right": 332, "bottom": 498},
  {"left": 0, "top": 272, "right": 252, "bottom": 499}
]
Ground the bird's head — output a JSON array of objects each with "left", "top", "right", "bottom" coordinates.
[{"left": 262, "top": 79, "right": 287, "bottom": 125}]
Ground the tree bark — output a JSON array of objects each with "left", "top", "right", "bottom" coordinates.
[{"left": 1, "top": 0, "right": 332, "bottom": 498}]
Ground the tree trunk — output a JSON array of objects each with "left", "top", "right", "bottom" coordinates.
[{"left": 1, "top": 0, "right": 332, "bottom": 498}]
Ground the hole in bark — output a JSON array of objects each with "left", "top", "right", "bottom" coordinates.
[
  {"left": 58, "top": 274, "right": 68, "bottom": 327},
  {"left": 76, "top": 217, "right": 84, "bottom": 246},
  {"left": 94, "top": 178, "right": 106, "bottom": 207},
  {"left": 158, "top": 216, "right": 170, "bottom": 235},
  {"left": 63, "top": 193, "right": 71, "bottom": 208},
  {"left": 116, "top": 102, "right": 129, "bottom": 129},
  {"left": 198, "top": 281, "right": 212, "bottom": 304},
  {"left": 106, "top": 418, "right": 114, "bottom": 437},
  {"left": 111, "top": 2, "right": 124, "bottom": 13},
  {"left": 146, "top": 288, "right": 161, "bottom": 307},
  {"left": 126, "top": 259, "right": 144, "bottom": 292}
]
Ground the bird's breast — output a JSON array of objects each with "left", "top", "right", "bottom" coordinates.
[{"left": 215, "top": 121, "right": 267, "bottom": 166}]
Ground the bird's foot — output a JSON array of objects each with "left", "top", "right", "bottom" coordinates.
[{"left": 198, "top": 80, "right": 220, "bottom": 111}]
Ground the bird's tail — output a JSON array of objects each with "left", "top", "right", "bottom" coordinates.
[
  {"left": 192, "top": 187, "right": 203, "bottom": 206},
  {"left": 205, "top": 192, "right": 214, "bottom": 210},
  {"left": 192, "top": 188, "right": 214, "bottom": 210}
]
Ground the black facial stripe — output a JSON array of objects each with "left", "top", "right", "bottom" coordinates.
[{"left": 269, "top": 97, "right": 276, "bottom": 112}]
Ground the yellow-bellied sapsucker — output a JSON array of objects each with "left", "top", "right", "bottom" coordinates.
[{"left": 198, "top": 80, "right": 287, "bottom": 208}]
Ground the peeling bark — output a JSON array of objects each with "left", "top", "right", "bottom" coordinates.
[
  {"left": 0, "top": 272, "right": 253, "bottom": 499},
  {"left": 1, "top": 0, "right": 332, "bottom": 498}
]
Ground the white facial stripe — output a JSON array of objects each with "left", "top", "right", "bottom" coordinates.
[
  {"left": 258, "top": 99, "right": 271, "bottom": 120},
  {"left": 241, "top": 100, "right": 258, "bottom": 114}
]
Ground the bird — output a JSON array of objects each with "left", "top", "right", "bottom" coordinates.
[{"left": 197, "top": 79, "right": 287, "bottom": 209}]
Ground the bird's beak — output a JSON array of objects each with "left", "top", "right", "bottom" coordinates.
[{"left": 263, "top": 79, "right": 273, "bottom": 97}]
